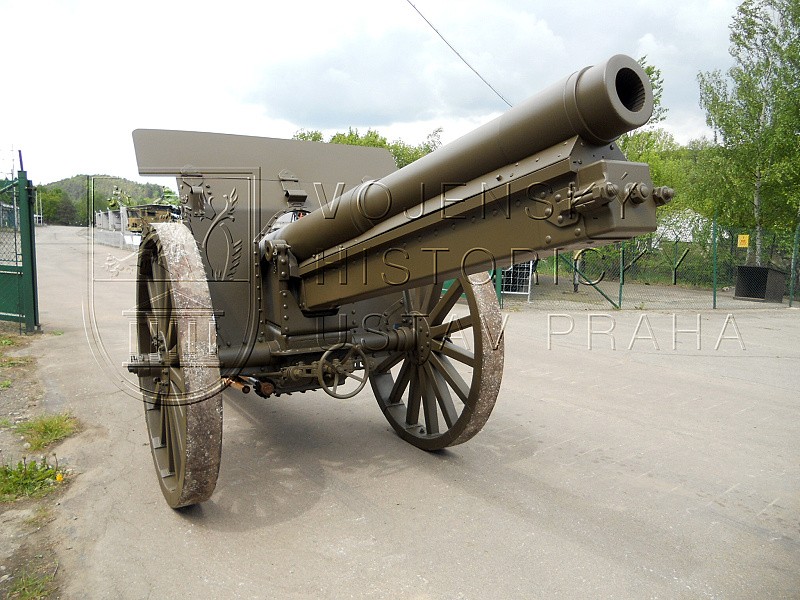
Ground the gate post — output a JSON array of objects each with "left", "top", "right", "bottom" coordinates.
[{"left": 17, "top": 170, "right": 39, "bottom": 332}]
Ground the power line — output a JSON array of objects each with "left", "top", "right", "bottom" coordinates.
[{"left": 404, "top": 0, "right": 513, "bottom": 108}]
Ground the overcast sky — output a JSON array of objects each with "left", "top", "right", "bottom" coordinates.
[{"left": 1, "top": 0, "right": 739, "bottom": 186}]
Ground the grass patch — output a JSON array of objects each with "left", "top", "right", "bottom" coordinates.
[
  {"left": 0, "top": 458, "right": 66, "bottom": 502},
  {"left": 0, "top": 356, "right": 31, "bottom": 368},
  {"left": 1, "top": 379, "right": 12, "bottom": 389},
  {"left": 0, "top": 335, "right": 15, "bottom": 347},
  {"left": 15, "top": 414, "right": 79, "bottom": 451},
  {"left": 6, "top": 568, "right": 55, "bottom": 599}
]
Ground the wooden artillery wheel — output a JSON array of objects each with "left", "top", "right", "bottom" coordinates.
[
  {"left": 369, "top": 274, "right": 504, "bottom": 451},
  {"left": 136, "top": 223, "right": 223, "bottom": 508}
]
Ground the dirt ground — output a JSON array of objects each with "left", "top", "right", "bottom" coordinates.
[
  {"left": 3, "top": 225, "right": 799, "bottom": 599},
  {"left": 0, "top": 323, "right": 65, "bottom": 597}
]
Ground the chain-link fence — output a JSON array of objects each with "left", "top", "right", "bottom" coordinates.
[
  {"left": 501, "top": 215, "right": 800, "bottom": 310},
  {"left": 0, "top": 187, "right": 22, "bottom": 263},
  {"left": 1, "top": 184, "right": 24, "bottom": 327},
  {"left": 1, "top": 172, "right": 39, "bottom": 331}
]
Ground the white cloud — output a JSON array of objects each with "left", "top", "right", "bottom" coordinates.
[{"left": 0, "top": 0, "right": 740, "bottom": 184}]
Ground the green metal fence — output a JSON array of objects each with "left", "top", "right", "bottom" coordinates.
[
  {"left": 501, "top": 215, "right": 800, "bottom": 310},
  {"left": 0, "top": 170, "right": 39, "bottom": 332}
]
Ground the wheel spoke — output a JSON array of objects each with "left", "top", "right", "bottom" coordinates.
[
  {"left": 169, "top": 367, "right": 186, "bottom": 395},
  {"left": 149, "top": 261, "right": 168, "bottom": 329},
  {"left": 169, "top": 406, "right": 184, "bottom": 477},
  {"left": 159, "top": 400, "right": 168, "bottom": 448},
  {"left": 389, "top": 358, "right": 413, "bottom": 404},
  {"left": 406, "top": 366, "right": 421, "bottom": 426},
  {"left": 428, "top": 279, "right": 463, "bottom": 325},
  {"left": 419, "top": 366, "right": 439, "bottom": 435},
  {"left": 419, "top": 282, "right": 444, "bottom": 315},
  {"left": 164, "top": 402, "right": 176, "bottom": 475},
  {"left": 432, "top": 339, "right": 475, "bottom": 367},
  {"left": 172, "top": 404, "right": 187, "bottom": 465},
  {"left": 147, "top": 272, "right": 162, "bottom": 313},
  {"left": 402, "top": 289, "right": 415, "bottom": 313},
  {"left": 429, "top": 352, "right": 470, "bottom": 403},
  {"left": 424, "top": 362, "right": 458, "bottom": 429},
  {"left": 430, "top": 315, "right": 473, "bottom": 340},
  {"left": 374, "top": 351, "right": 404, "bottom": 374}
]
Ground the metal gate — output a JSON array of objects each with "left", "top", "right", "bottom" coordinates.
[{"left": 0, "top": 168, "right": 39, "bottom": 332}]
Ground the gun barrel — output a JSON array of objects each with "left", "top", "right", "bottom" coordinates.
[{"left": 278, "top": 54, "right": 653, "bottom": 261}]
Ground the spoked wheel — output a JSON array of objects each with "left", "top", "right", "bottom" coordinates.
[
  {"left": 317, "top": 343, "right": 370, "bottom": 399},
  {"left": 369, "top": 273, "right": 504, "bottom": 451},
  {"left": 136, "top": 223, "right": 223, "bottom": 508}
]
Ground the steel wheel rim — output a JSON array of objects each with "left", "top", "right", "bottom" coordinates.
[{"left": 136, "top": 223, "right": 223, "bottom": 508}]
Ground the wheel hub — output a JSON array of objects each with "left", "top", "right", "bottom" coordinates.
[{"left": 407, "top": 311, "right": 432, "bottom": 364}]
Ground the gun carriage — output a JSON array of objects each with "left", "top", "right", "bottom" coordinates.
[{"left": 130, "top": 54, "right": 672, "bottom": 507}]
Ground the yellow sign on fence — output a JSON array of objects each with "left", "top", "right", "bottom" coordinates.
[{"left": 738, "top": 234, "right": 750, "bottom": 248}]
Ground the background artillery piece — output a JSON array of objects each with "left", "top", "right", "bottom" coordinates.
[{"left": 130, "top": 54, "right": 672, "bottom": 508}]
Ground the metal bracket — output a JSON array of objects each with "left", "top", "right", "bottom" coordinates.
[
  {"left": 570, "top": 180, "right": 620, "bottom": 214},
  {"left": 279, "top": 169, "right": 308, "bottom": 205},
  {"left": 261, "top": 239, "right": 298, "bottom": 281}
]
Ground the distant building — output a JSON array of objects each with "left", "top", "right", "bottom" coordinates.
[{"left": 95, "top": 204, "right": 180, "bottom": 248}]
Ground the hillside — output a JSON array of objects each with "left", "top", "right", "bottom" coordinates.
[
  {"left": 40, "top": 175, "right": 165, "bottom": 205},
  {"left": 32, "top": 175, "right": 173, "bottom": 226}
]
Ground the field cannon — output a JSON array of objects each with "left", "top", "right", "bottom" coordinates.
[{"left": 130, "top": 54, "right": 672, "bottom": 507}]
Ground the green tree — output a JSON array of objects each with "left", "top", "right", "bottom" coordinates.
[
  {"left": 389, "top": 128, "right": 442, "bottom": 168},
  {"left": 615, "top": 58, "right": 697, "bottom": 230},
  {"left": 38, "top": 188, "right": 70, "bottom": 224},
  {"left": 698, "top": 0, "right": 799, "bottom": 265},
  {"left": 293, "top": 129, "right": 324, "bottom": 142},
  {"left": 159, "top": 187, "right": 180, "bottom": 205},
  {"left": 54, "top": 195, "right": 78, "bottom": 225},
  {"left": 617, "top": 57, "right": 668, "bottom": 158},
  {"left": 293, "top": 127, "right": 442, "bottom": 168}
]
